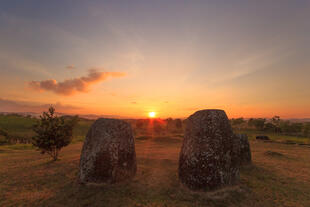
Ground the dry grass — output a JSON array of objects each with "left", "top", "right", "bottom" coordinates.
[{"left": 1, "top": 136, "right": 310, "bottom": 207}]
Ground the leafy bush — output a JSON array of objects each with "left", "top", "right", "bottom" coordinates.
[
  {"left": 303, "top": 123, "right": 310, "bottom": 137},
  {"left": 0, "top": 128, "right": 9, "bottom": 145},
  {"left": 248, "top": 118, "right": 266, "bottom": 130},
  {"left": 32, "top": 107, "right": 78, "bottom": 161}
]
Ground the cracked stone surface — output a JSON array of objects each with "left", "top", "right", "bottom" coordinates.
[
  {"left": 79, "top": 118, "right": 137, "bottom": 184},
  {"left": 178, "top": 109, "right": 240, "bottom": 190}
]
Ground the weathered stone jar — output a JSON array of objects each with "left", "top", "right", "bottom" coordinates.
[
  {"left": 79, "top": 118, "right": 137, "bottom": 184},
  {"left": 235, "top": 134, "right": 251, "bottom": 165},
  {"left": 178, "top": 109, "right": 239, "bottom": 190}
]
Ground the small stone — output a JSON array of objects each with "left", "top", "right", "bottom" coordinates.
[{"left": 79, "top": 118, "right": 137, "bottom": 184}]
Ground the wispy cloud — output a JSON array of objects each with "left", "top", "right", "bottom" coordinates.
[
  {"left": 29, "top": 69, "right": 126, "bottom": 96},
  {"left": 0, "top": 98, "right": 81, "bottom": 113},
  {"left": 66, "top": 65, "right": 75, "bottom": 70}
]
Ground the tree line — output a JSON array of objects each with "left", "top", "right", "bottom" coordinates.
[{"left": 231, "top": 116, "right": 310, "bottom": 137}]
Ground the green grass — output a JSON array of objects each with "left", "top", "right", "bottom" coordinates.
[
  {"left": 235, "top": 129, "right": 310, "bottom": 144},
  {"left": 0, "top": 144, "right": 35, "bottom": 151},
  {"left": 1, "top": 114, "right": 309, "bottom": 145},
  {"left": 0, "top": 114, "right": 93, "bottom": 144},
  {"left": 72, "top": 118, "right": 94, "bottom": 142},
  {"left": 0, "top": 114, "right": 37, "bottom": 140},
  {"left": 1, "top": 137, "right": 310, "bottom": 206}
]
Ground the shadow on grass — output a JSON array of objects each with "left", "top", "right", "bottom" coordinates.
[
  {"left": 38, "top": 160, "right": 250, "bottom": 207},
  {"left": 38, "top": 162, "right": 310, "bottom": 206},
  {"left": 152, "top": 136, "right": 182, "bottom": 144},
  {"left": 136, "top": 136, "right": 182, "bottom": 144},
  {"left": 263, "top": 150, "right": 297, "bottom": 161},
  {"left": 38, "top": 175, "right": 249, "bottom": 207}
]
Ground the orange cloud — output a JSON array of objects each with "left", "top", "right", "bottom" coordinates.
[
  {"left": 0, "top": 98, "right": 81, "bottom": 113},
  {"left": 66, "top": 65, "right": 75, "bottom": 70},
  {"left": 29, "top": 69, "right": 126, "bottom": 96}
]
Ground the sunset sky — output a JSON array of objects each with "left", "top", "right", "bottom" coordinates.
[{"left": 0, "top": 0, "right": 309, "bottom": 118}]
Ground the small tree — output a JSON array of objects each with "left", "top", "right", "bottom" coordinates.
[
  {"left": 175, "top": 119, "right": 183, "bottom": 130},
  {"left": 248, "top": 118, "right": 266, "bottom": 131},
  {"left": 136, "top": 119, "right": 145, "bottom": 129},
  {"left": 271, "top": 116, "right": 281, "bottom": 133},
  {"left": 303, "top": 123, "right": 310, "bottom": 137},
  {"left": 231, "top": 117, "right": 245, "bottom": 131},
  {"left": 32, "top": 106, "right": 78, "bottom": 161},
  {"left": 0, "top": 128, "right": 9, "bottom": 145}
]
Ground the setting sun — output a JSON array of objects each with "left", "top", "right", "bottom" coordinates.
[{"left": 148, "top": 112, "right": 156, "bottom": 118}]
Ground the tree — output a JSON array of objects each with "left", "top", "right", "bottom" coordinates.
[
  {"left": 248, "top": 118, "right": 266, "bottom": 131},
  {"left": 279, "top": 120, "right": 291, "bottom": 134},
  {"left": 290, "top": 123, "right": 303, "bottom": 134},
  {"left": 231, "top": 117, "right": 245, "bottom": 130},
  {"left": 271, "top": 116, "right": 281, "bottom": 133},
  {"left": 264, "top": 122, "right": 276, "bottom": 132},
  {"left": 32, "top": 106, "right": 78, "bottom": 161},
  {"left": 0, "top": 128, "right": 9, "bottom": 145},
  {"left": 279, "top": 121, "right": 302, "bottom": 135},
  {"left": 136, "top": 119, "right": 145, "bottom": 129},
  {"left": 175, "top": 119, "right": 183, "bottom": 129},
  {"left": 153, "top": 120, "right": 164, "bottom": 135},
  {"left": 165, "top": 118, "right": 173, "bottom": 131},
  {"left": 303, "top": 123, "right": 310, "bottom": 137},
  {"left": 231, "top": 118, "right": 245, "bottom": 126}
]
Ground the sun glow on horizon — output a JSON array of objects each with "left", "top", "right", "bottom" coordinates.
[{"left": 148, "top": 111, "right": 156, "bottom": 118}]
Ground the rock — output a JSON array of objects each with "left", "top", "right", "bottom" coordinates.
[
  {"left": 235, "top": 134, "right": 251, "bottom": 165},
  {"left": 256, "top": 135, "right": 270, "bottom": 140},
  {"left": 79, "top": 118, "right": 137, "bottom": 184},
  {"left": 178, "top": 109, "right": 239, "bottom": 190}
]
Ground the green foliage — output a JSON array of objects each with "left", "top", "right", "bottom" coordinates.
[
  {"left": 271, "top": 116, "right": 281, "bottom": 126},
  {"left": 0, "top": 128, "right": 8, "bottom": 137},
  {"left": 231, "top": 117, "right": 246, "bottom": 131},
  {"left": 32, "top": 107, "right": 78, "bottom": 161},
  {"left": 135, "top": 119, "right": 145, "bottom": 129},
  {"left": 264, "top": 122, "right": 277, "bottom": 132},
  {"left": 0, "top": 128, "right": 10, "bottom": 145},
  {"left": 231, "top": 117, "right": 245, "bottom": 126},
  {"left": 303, "top": 123, "right": 310, "bottom": 137},
  {"left": 271, "top": 116, "right": 281, "bottom": 133},
  {"left": 174, "top": 118, "right": 182, "bottom": 129},
  {"left": 0, "top": 114, "right": 36, "bottom": 144},
  {"left": 153, "top": 120, "right": 164, "bottom": 134},
  {"left": 248, "top": 118, "right": 266, "bottom": 130},
  {"left": 233, "top": 115, "right": 309, "bottom": 138},
  {"left": 279, "top": 120, "right": 303, "bottom": 135},
  {"left": 164, "top": 118, "right": 183, "bottom": 133}
]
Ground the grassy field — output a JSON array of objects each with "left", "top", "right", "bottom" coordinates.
[
  {"left": 1, "top": 135, "right": 310, "bottom": 207},
  {"left": 1, "top": 114, "right": 309, "bottom": 145},
  {"left": 235, "top": 129, "right": 310, "bottom": 144},
  {"left": 0, "top": 114, "right": 93, "bottom": 144},
  {"left": 0, "top": 114, "right": 37, "bottom": 142}
]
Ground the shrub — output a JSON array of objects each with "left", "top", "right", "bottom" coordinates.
[
  {"left": 248, "top": 118, "right": 266, "bottom": 130},
  {"left": 32, "top": 106, "right": 78, "bottom": 161},
  {"left": 0, "top": 128, "right": 9, "bottom": 145},
  {"left": 175, "top": 118, "right": 183, "bottom": 129},
  {"left": 303, "top": 123, "right": 310, "bottom": 137}
]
